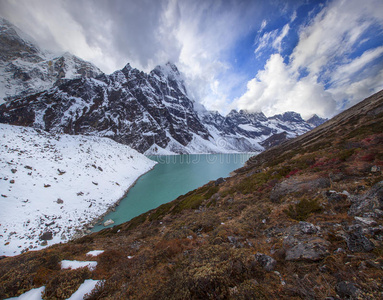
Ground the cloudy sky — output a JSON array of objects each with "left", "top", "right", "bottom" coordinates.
[{"left": 1, "top": 0, "right": 382, "bottom": 118}]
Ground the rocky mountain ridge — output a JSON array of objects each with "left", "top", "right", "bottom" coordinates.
[
  {"left": 0, "top": 61, "right": 325, "bottom": 154},
  {"left": 0, "top": 18, "right": 102, "bottom": 103},
  {"left": 0, "top": 18, "right": 326, "bottom": 155}
]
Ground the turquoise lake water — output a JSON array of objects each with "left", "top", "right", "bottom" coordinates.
[{"left": 92, "top": 153, "right": 254, "bottom": 231}]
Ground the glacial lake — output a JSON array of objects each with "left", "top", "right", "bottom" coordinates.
[{"left": 92, "top": 153, "right": 255, "bottom": 231}]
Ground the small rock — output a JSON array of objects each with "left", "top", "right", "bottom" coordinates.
[
  {"left": 299, "top": 221, "right": 318, "bottom": 234},
  {"left": 56, "top": 198, "right": 64, "bottom": 204},
  {"left": 39, "top": 231, "right": 53, "bottom": 241},
  {"left": 227, "top": 236, "right": 244, "bottom": 248},
  {"left": 354, "top": 216, "right": 377, "bottom": 226},
  {"left": 104, "top": 219, "right": 114, "bottom": 226},
  {"left": 325, "top": 190, "right": 348, "bottom": 203},
  {"left": 371, "top": 165, "right": 380, "bottom": 173},
  {"left": 44, "top": 184, "right": 51, "bottom": 188},
  {"left": 57, "top": 169, "right": 66, "bottom": 175},
  {"left": 92, "top": 181, "right": 98, "bottom": 185},
  {"left": 214, "top": 177, "right": 225, "bottom": 186},
  {"left": 254, "top": 253, "right": 277, "bottom": 271},
  {"left": 98, "top": 166, "right": 103, "bottom": 171},
  {"left": 335, "top": 281, "right": 359, "bottom": 298},
  {"left": 11, "top": 169, "right": 17, "bottom": 174},
  {"left": 9, "top": 179, "right": 15, "bottom": 184},
  {"left": 334, "top": 248, "right": 346, "bottom": 254},
  {"left": 346, "top": 226, "right": 374, "bottom": 252}
]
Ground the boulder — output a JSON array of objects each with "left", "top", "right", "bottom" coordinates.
[
  {"left": 283, "top": 236, "right": 330, "bottom": 261},
  {"left": 348, "top": 181, "right": 383, "bottom": 217},
  {"left": 345, "top": 225, "right": 374, "bottom": 252},
  {"left": 270, "top": 177, "right": 330, "bottom": 203},
  {"left": 39, "top": 231, "right": 53, "bottom": 241},
  {"left": 103, "top": 219, "right": 115, "bottom": 226},
  {"left": 335, "top": 281, "right": 359, "bottom": 299},
  {"left": 299, "top": 221, "right": 318, "bottom": 234},
  {"left": 214, "top": 177, "right": 225, "bottom": 186},
  {"left": 325, "top": 190, "right": 348, "bottom": 203},
  {"left": 254, "top": 253, "right": 277, "bottom": 271}
]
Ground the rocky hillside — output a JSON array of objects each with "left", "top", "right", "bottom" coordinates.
[
  {"left": 0, "top": 90, "right": 382, "bottom": 299},
  {"left": 0, "top": 18, "right": 102, "bottom": 103}
]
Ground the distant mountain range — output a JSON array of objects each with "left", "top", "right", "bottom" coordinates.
[{"left": 0, "top": 18, "right": 327, "bottom": 154}]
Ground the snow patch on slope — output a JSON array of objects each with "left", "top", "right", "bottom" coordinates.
[{"left": 0, "top": 124, "right": 156, "bottom": 256}]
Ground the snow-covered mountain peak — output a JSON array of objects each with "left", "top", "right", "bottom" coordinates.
[
  {"left": 270, "top": 111, "right": 304, "bottom": 123},
  {"left": 150, "top": 62, "right": 187, "bottom": 95},
  {"left": 306, "top": 114, "right": 328, "bottom": 127},
  {"left": 0, "top": 17, "right": 41, "bottom": 63},
  {"left": 121, "top": 62, "right": 133, "bottom": 73},
  {"left": 0, "top": 18, "right": 102, "bottom": 104},
  {"left": 152, "top": 61, "right": 181, "bottom": 78},
  {"left": 227, "top": 109, "right": 268, "bottom": 123}
]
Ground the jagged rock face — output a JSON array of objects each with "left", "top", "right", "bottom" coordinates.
[
  {"left": 0, "top": 19, "right": 41, "bottom": 63},
  {"left": 0, "top": 18, "right": 319, "bottom": 154},
  {"left": 0, "top": 61, "right": 318, "bottom": 154},
  {"left": 0, "top": 18, "right": 102, "bottom": 103},
  {"left": 200, "top": 109, "right": 315, "bottom": 152},
  {"left": 0, "top": 63, "right": 212, "bottom": 153}
]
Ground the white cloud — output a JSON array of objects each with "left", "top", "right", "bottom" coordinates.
[
  {"left": 329, "top": 69, "right": 383, "bottom": 109},
  {"left": 254, "top": 30, "right": 278, "bottom": 55},
  {"left": 330, "top": 46, "right": 383, "bottom": 87},
  {"left": 236, "top": 0, "right": 383, "bottom": 119},
  {"left": 272, "top": 24, "right": 290, "bottom": 52},
  {"left": 234, "top": 54, "right": 336, "bottom": 119},
  {"left": 291, "top": 0, "right": 382, "bottom": 77},
  {"left": 259, "top": 20, "right": 267, "bottom": 32},
  {"left": 254, "top": 21, "right": 290, "bottom": 55}
]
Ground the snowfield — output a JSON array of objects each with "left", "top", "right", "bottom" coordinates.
[{"left": 0, "top": 124, "right": 156, "bottom": 256}]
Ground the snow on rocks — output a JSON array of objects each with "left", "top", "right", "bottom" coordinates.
[
  {"left": 86, "top": 250, "right": 104, "bottom": 257},
  {"left": 5, "top": 280, "right": 101, "bottom": 300},
  {"left": 66, "top": 279, "right": 101, "bottom": 300},
  {"left": 0, "top": 123, "right": 156, "bottom": 256},
  {"left": 4, "top": 286, "right": 45, "bottom": 300},
  {"left": 60, "top": 260, "right": 98, "bottom": 271}
]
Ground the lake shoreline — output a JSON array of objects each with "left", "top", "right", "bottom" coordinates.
[
  {"left": 71, "top": 162, "right": 158, "bottom": 240},
  {"left": 90, "top": 153, "right": 256, "bottom": 233}
]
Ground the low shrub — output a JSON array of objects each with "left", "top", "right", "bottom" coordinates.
[
  {"left": 43, "top": 268, "right": 91, "bottom": 299},
  {"left": 284, "top": 198, "right": 322, "bottom": 221},
  {"left": 148, "top": 202, "right": 173, "bottom": 221}
]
